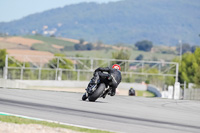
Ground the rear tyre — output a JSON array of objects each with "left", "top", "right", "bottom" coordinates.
[
  {"left": 82, "top": 93, "right": 88, "bottom": 101},
  {"left": 88, "top": 83, "right": 106, "bottom": 102}
]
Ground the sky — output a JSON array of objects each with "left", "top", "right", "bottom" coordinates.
[{"left": 0, "top": 0, "right": 120, "bottom": 22}]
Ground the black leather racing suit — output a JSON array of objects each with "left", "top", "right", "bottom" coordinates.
[{"left": 88, "top": 67, "right": 122, "bottom": 96}]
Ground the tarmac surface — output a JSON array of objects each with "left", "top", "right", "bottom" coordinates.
[{"left": 0, "top": 87, "right": 200, "bottom": 133}]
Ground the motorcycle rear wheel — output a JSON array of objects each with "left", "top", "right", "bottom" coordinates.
[{"left": 88, "top": 83, "right": 106, "bottom": 102}]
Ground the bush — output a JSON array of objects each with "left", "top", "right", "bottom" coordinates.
[{"left": 135, "top": 40, "right": 153, "bottom": 52}]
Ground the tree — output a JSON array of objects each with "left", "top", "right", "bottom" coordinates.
[
  {"left": 48, "top": 53, "right": 74, "bottom": 69},
  {"left": 135, "top": 54, "right": 143, "bottom": 60},
  {"left": 194, "top": 66, "right": 200, "bottom": 88},
  {"left": 79, "top": 38, "right": 85, "bottom": 45},
  {"left": 74, "top": 42, "right": 94, "bottom": 51},
  {"left": 190, "top": 45, "right": 198, "bottom": 53},
  {"left": 112, "top": 49, "right": 131, "bottom": 61},
  {"left": 147, "top": 68, "right": 165, "bottom": 88},
  {"left": 112, "top": 49, "right": 131, "bottom": 71},
  {"left": 0, "top": 49, "right": 18, "bottom": 69},
  {"left": 0, "top": 49, "right": 6, "bottom": 71},
  {"left": 179, "top": 53, "right": 197, "bottom": 83},
  {"left": 74, "top": 43, "right": 83, "bottom": 50},
  {"left": 194, "top": 48, "right": 200, "bottom": 87},
  {"left": 194, "top": 48, "right": 200, "bottom": 65},
  {"left": 0, "top": 49, "right": 33, "bottom": 79},
  {"left": 176, "top": 43, "right": 191, "bottom": 55},
  {"left": 135, "top": 40, "right": 153, "bottom": 52},
  {"left": 171, "top": 48, "right": 200, "bottom": 87},
  {"left": 74, "top": 38, "right": 94, "bottom": 51},
  {"left": 85, "top": 43, "right": 93, "bottom": 50}
]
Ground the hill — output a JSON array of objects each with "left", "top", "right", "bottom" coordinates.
[
  {"left": 0, "top": 35, "right": 178, "bottom": 61},
  {"left": 0, "top": 0, "right": 199, "bottom": 46}
]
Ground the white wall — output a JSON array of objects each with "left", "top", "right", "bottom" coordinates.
[
  {"left": 16, "top": 80, "right": 147, "bottom": 90},
  {"left": 0, "top": 79, "right": 147, "bottom": 91},
  {"left": 0, "top": 79, "right": 27, "bottom": 89}
]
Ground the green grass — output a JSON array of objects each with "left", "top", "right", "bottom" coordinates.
[
  {"left": 129, "top": 49, "right": 177, "bottom": 61},
  {"left": 136, "top": 90, "right": 155, "bottom": 97},
  {"left": 0, "top": 115, "right": 114, "bottom": 133},
  {"left": 24, "top": 35, "right": 74, "bottom": 47},
  {"left": 65, "top": 49, "right": 115, "bottom": 58},
  {"left": 65, "top": 48, "right": 177, "bottom": 61},
  {"left": 31, "top": 43, "right": 60, "bottom": 53}
]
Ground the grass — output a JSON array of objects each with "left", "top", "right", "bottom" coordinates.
[
  {"left": 65, "top": 48, "right": 177, "bottom": 61},
  {"left": 65, "top": 49, "right": 115, "bottom": 58},
  {"left": 31, "top": 43, "right": 60, "bottom": 53},
  {"left": 0, "top": 115, "right": 114, "bottom": 133},
  {"left": 129, "top": 49, "right": 177, "bottom": 61},
  {"left": 24, "top": 35, "right": 75, "bottom": 47},
  {"left": 136, "top": 90, "right": 155, "bottom": 97}
]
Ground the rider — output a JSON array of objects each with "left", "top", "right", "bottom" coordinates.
[{"left": 86, "top": 64, "right": 122, "bottom": 97}]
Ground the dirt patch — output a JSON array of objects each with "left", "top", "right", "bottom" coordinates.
[
  {"left": 7, "top": 49, "right": 54, "bottom": 64},
  {"left": 0, "top": 42, "right": 30, "bottom": 50},
  {"left": 0, "top": 37, "right": 44, "bottom": 47},
  {"left": 52, "top": 44, "right": 64, "bottom": 49},
  {"left": 58, "top": 37, "right": 88, "bottom": 44},
  {"left": 0, "top": 122, "right": 83, "bottom": 133}
]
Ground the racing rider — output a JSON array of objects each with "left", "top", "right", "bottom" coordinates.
[{"left": 86, "top": 64, "right": 122, "bottom": 97}]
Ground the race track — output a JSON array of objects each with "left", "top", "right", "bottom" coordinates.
[{"left": 0, "top": 88, "right": 200, "bottom": 133}]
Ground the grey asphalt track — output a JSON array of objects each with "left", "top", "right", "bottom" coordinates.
[{"left": 0, "top": 88, "right": 200, "bottom": 133}]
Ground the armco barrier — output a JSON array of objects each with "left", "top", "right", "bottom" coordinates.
[{"left": 147, "top": 84, "right": 162, "bottom": 97}]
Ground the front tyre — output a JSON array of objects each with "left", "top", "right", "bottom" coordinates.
[
  {"left": 82, "top": 93, "right": 88, "bottom": 101},
  {"left": 88, "top": 83, "right": 106, "bottom": 102}
]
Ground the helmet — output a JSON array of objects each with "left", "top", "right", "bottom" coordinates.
[
  {"left": 112, "top": 64, "right": 121, "bottom": 70},
  {"left": 129, "top": 88, "right": 135, "bottom": 96}
]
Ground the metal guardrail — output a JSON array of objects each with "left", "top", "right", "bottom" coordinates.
[{"left": 3, "top": 55, "right": 179, "bottom": 87}]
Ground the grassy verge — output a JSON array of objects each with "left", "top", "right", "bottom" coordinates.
[
  {"left": 136, "top": 90, "right": 155, "bottom": 97},
  {"left": 0, "top": 115, "right": 113, "bottom": 133}
]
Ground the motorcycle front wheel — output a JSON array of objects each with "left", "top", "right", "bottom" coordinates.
[
  {"left": 82, "top": 92, "right": 88, "bottom": 101},
  {"left": 88, "top": 83, "right": 106, "bottom": 102}
]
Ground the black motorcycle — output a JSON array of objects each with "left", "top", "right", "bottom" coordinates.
[{"left": 82, "top": 74, "right": 112, "bottom": 102}]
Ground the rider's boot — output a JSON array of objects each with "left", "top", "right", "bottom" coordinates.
[
  {"left": 109, "top": 89, "right": 116, "bottom": 96},
  {"left": 102, "top": 89, "right": 110, "bottom": 98}
]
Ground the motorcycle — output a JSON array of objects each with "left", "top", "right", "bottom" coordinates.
[{"left": 82, "top": 74, "right": 112, "bottom": 102}]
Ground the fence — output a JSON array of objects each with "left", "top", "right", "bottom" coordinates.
[
  {"left": 6, "top": 68, "right": 93, "bottom": 81},
  {"left": 5, "top": 67, "right": 174, "bottom": 88},
  {"left": 3, "top": 54, "right": 179, "bottom": 89}
]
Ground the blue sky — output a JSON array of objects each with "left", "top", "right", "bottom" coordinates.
[{"left": 0, "top": 0, "right": 120, "bottom": 22}]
